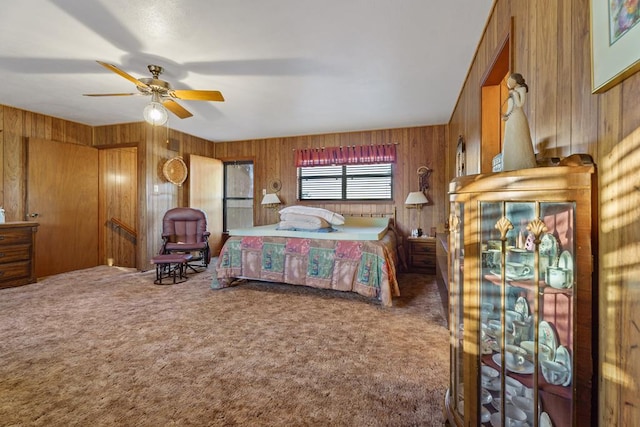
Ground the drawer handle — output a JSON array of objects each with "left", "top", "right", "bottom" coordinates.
[
  {"left": 0, "top": 271, "right": 4, "bottom": 276},
  {"left": 0, "top": 236, "right": 4, "bottom": 240},
  {"left": 0, "top": 253, "right": 4, "bottom": 257}
]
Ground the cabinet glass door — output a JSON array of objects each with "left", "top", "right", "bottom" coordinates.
[
  {"left": 449, "top": 202, "right": 465, "bottom": 420},
  {"left": 478, "top": 202, "right": 505, "bottom": 425},
  {"left": 537, "top": 202, "right": 575, "bottom": 427},
  {"left": 478, "top": 201, "right": 575, "bottom": 426}
]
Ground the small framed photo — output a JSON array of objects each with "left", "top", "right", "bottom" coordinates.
[{"left": 591, "top": 0, "right": 640, "bottom": 93}]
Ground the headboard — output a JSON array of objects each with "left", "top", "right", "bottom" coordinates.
[{"left": 338, "top": 207, "right": 397, "bottom": 227}]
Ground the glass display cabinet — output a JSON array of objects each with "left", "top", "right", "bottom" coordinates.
[{"left": 443, "top": 163, "right": 596, "bottom": 427}]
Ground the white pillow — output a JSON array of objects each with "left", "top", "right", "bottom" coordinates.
[{"left": 278, "top": 206, "right": 345, "bottom": 225}]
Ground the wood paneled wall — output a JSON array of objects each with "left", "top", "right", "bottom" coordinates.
[
  {"left": 93, "top": 122, "right": 214, "bottom": 270},
  {"left": 450, "top": 1, "right": 640, "bottom": 424},
  {"left": 0, "top": 106, "right": 93, "bottom": 222},
  {"left": 212, "top": 125, "right": 448, "bottom": 241},
  {"left": 0, "top": 106, "right": 215, "bottom": 271}
]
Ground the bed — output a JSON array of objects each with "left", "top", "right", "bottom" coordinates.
[{"left": 212, "top": 213, "right": 401, "bottom": 306}]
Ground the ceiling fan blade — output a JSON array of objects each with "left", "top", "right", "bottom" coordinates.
[
  {"left": 96, "top": 60, "right": 149, "bottom": 90},
  {"left": 162, "top": 99, "right": 193, "bottom": 119},
  {"left": 83, "top": 93, "right": 139, "bottom": 97},
  {"left": 170, "top": 89, "right": 224, "bottom": 102}
]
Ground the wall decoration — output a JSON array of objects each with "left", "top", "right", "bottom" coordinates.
[
  {"left": 162, "top": 156, "right": 188, "bottom": 186},
  {"left": 591, "top": 0, "right": 640, "bottom": 93},
  {"left": 417, "top": 166, "right": 432, "bottom": 193},
  {"left": 268, "top": 179, "right": 282, "bottom": 193},
  {"left": 456, "top": 135, "right": 466, "bottom": 177}
]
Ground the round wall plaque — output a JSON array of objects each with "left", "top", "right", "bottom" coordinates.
[
  {"left": 269, "top": 179, "right": 282, "bottom": 192},
  {"left": 163, "top": 156, "right": 188, "bottom": 186}
]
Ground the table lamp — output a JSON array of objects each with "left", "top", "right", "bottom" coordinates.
[{"left": 405, "top": 191, "right": 429, "bottom": 236}]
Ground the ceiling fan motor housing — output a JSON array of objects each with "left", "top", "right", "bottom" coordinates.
[
  {"left": 135, "top": 65, "right": 171, "bottom": 95},
  {"left": 137, "top": 77, "right": 172, "bottom": 95}
]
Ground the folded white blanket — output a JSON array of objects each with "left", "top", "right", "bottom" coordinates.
[
  {"left": 278, "top": 220, "right": 334, "bottom": 231},
  {"left": 279, "top": 206, "right": 345, "bottom": 225}
]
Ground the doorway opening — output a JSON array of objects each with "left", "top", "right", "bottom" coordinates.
[
  {"left": 480, "top": 20, "right": 512, "bottom": 173},
  {"left": 98, "top": 146, "right": 138, "bottom": 268}
]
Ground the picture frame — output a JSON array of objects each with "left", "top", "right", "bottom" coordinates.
[
  {"left": 591, "top": 0, "right": 640, "bottom": 93},
  {"left": 456, "top": 135, "right": 466, "bottom": 177}
]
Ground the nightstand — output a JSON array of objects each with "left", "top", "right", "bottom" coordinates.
[{"left": 407, "top": 236, "right": 436, "bottom": 274}]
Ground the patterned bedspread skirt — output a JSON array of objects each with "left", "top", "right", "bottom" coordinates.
[{"left": 212, "top": 231, "right": 400, "bottom": 306}]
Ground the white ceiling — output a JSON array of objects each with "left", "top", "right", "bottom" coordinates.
[{"left": 0, "top": 0, "right": 493, "bottom": 142}]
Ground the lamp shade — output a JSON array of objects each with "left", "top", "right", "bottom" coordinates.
[
  {"left": 404, "top": 191, "right": 429, "bottom": 205},
  {"left": 261, "top": 193, "right": 282, "bottom": 205}
]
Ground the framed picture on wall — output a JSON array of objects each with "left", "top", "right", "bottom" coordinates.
[{"left": 591, "top": 0, "right": 640, "bottom": 93}]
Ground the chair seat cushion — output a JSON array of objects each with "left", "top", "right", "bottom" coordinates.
[
  {"left": 165, "top": 242, "right": 207, "bottom": 251},
  {"left": 151, "top": 254, "right": 193, "bottom": 264}
]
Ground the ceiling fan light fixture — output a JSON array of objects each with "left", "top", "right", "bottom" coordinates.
[{"left": 143, "top": 100, "right": 168, "bottom": 126}]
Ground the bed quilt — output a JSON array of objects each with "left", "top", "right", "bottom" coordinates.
[{"left": 212, "top": 231, "right": 400, "bottom": 306}]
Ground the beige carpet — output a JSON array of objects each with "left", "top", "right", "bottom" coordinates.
[{"left": 0, "top": 264, "right": 449, "bottom": 427}]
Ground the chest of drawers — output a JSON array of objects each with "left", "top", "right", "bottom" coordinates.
[{"left": 0, "top": 222, "right": 39, "bottom": 288}]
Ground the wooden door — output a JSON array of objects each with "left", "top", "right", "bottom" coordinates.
[
  {"left": 99, "top": 147, "right": 137, "bottom": 267},
  {"left": 27, "top": 138, "right": 99, "bottom": 277},
  {"left": 188, "top": 155, "right": 223, "bottom": 256}
]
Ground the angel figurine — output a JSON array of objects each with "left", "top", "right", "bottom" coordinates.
[{"left": 501, "top": 73, "right": 537, "bottom": 171}]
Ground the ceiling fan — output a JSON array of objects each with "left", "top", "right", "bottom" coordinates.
[{"left": 84, "top": 61, "right": 224, "bottom": 123}]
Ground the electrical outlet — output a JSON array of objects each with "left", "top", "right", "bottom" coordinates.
[
  {"left": 262, "top": 188, "right": 266, "bottom": 195},
  {"left": 153, "top": 185, "right": 159, "bottom": 194}
]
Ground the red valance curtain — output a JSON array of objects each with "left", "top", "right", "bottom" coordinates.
[{"left": 294, "top": 144, "right": 397, "bottom": 167}]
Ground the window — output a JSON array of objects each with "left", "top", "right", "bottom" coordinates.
[
  {"left": 298, "top": 163, "right": 393, "bottom": 201},
  {"left": 223, "top": 161, "right": 254, "bottom": 232}
]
